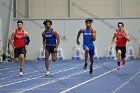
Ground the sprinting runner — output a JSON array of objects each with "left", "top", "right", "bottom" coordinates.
[
  {"left": 42, "top": 19, "right": 60, "bottom": 76},
  {"left": 9, "top": 20, "right": 29, "bottom": 76},
  {"left": 111, "top": 22, "right": 130, "bottom": 70},
  {"left": 76, "top": 18, "right": 96, "bottom": 74}
]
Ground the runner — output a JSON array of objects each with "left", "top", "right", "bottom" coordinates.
[
  {"left": 42, "top": 19, "right": 60, "bottom": 76},
  {"left": 9, "top": 20, "right": 29, "bottom": 76},
  {"left": 111, "top": 22, "right": 130, "bottom": 70},
  {"left": 76, "top": 18, "right": 96, "bottom": 74}
]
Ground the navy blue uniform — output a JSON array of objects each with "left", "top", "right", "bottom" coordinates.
[{"left": 44, "top": 29, "right": 57, "bottom": 55}]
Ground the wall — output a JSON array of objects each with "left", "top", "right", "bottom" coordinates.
[
  {"left": 70, "top": 0, "right": 120, "bottom": 17},
  {"left": 29, "top": 0, "right": 68, "bottom": 18},
  {"left": 16, "top": 0, "right": 27, "bottom": 18},
  {"left": 0, "top": 18, "right": 2, "bottom": 50},
  {"left": 0, "top": 0, "right": 12, "bottom": 51},
  {"left": 10, "top": 18, "right": 140, "bottom": 60},
  {"left": 122, "top": 0, "right": 140, "bottom": 16},
  {"left": 16, "top": 0, "right": 140, "bottom": 18}
]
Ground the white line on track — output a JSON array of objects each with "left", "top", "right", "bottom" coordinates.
[
  {"left": 0, "top": 62, "right": 82, "bottom": 73},
  {"left": 0, "top": 61, "right": 78, "bottom": 70},
  {"left": 0, "top": 64, "right": 82, "bottom": 85},
  {"left": 0, "top": 63, "right": 64, "bottom": 71},
  {"left": 0, "top": 63, "right": 83, "bottom": 80},
  {"left": 0, "top": 67, "right": 11, "bottom": 70},
  {"left": 16, "top": 61, "right": 115, "bottom": 93},
  {"left": 112, "top": 70, "right": 140, "bottom": 93},
  {"left": 0, "top": 62, "right": 64, "bottom": 71},
  {"left": 60, "top": 68, "right": 117, "bottom": 93},
  {"left": 0, "top": 64, "right": 83, "bottom": 88},
  {"left": 60, "top": 63, "right": 131, "bottom": 93},
  {"left": 0, "top": 67, "right": 42, "bottom": 79},
  {"left": 17, "top": 66, "right": 100, "bottom": 93}
]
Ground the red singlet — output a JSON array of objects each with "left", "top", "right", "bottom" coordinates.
[
  {"left": 14, "top": 29, "right": 25, "bottom": 48},
  {"left": 116, "top": 30, "right": 127, "bottom": 47}
]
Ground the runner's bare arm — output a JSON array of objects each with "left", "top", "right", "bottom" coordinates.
[
  {"left": 42, "top": 32, "right": 46, "bottom": 50},
  {"left": 9, "top": 31, "right": 15, "bottom": 49},
  {"left": 24, "top": 31, "right": 29, "bottom": 37},
  {"left": 54, "top": 31, "right": 60, "bottom": 51},
  {"left": 111, "top": 32, "right": 116, "bottom": 46},
  {"left": 91, "top": 28, "right": 96, "bottom": 41},
  {"left": 76, "top": 29, "right": 83, "bottom": 45},
  {"left": 122, "top": 30, "right": 130, "bottom": 41}
]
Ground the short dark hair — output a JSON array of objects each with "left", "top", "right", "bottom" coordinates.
[
  {"left": 17, "top": 20, "right": 23, "bottom": 25},
  {"left": 118, "top": 22, "right": 124, "bottom": 27},
  {"left": 43, "top": 19, "right": 52, "bottom": 25},
  {"left": 85, "top": 18, "right": 93, "bottom": 23}
]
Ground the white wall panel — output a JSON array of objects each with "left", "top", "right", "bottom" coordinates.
[{"left": 11, "top": 18, "right": 140, "bottom": 60}]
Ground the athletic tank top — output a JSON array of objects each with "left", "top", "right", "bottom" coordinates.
[
  {"left": 44, "top": 28, "right": 56, "bottom": 46},
  {"left": 14, "top": 29, "right": 25, "bottom": 48},
  {"left": 116, "top": 30, "right": 127, "bottom": 47},
  {"left": 83, "top": 28, "right": 94, "bottom": 47}
]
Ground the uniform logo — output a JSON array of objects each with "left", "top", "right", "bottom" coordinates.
[
  {"left": 84, "top": 33, "right": 91, "bottom": 35},
  {"left": 45, "top": 35, "right": 52, "bottom": 37},
  {"left": 15, "top": 35, "right": 23, "bottom": 38}
]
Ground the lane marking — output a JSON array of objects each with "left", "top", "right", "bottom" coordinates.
[
  {"left": 0, "top": 63, "right": 83, "bottom": 80},
  {"left": 0, "top": 64, "right": 82, "bottom": 84},
  {"left": 16, "top": 61, "right": 114, "bottom": 93},
  {"left": 17, "top": 67, "right": 100, "bottom": 93},
  {"left": 112, "top": 70, "right": 140, "bottom": 93},
  {"left": 60, "top": 63, "right": 131, "bottom": 93},
  {"left": 0, "top": 64, "right": 83, "bottom": 88}
]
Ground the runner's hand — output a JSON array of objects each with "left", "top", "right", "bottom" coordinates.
[
  {"left": 54, "top": 47, "right": 58, "bottom": 52},
  {"left": 77, "top": 40, "right": 80, "bottom": 45}
]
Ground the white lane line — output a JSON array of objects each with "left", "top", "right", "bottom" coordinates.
[
  {"left": 60, "top": 68, "right": 117, "bottom": 93},
  {"left": 0, "top": 64, "right": 82, "bottom": 85},
  {"left": 0, "top": 62, "right": 82, "bottom": 73},
  {"left": 0, "top": 63, "right": 56, "bottom": 71},
  {"left": 0, "top": 69, "right": 43, "bottom": 80},
  {"left": 9, "top": 68, "right": 32, "bottom": 73},
  {"left": 60, "top": 63, "right": 130, "bottom": 93},
  {"left": 7, "top": 64, "right": 61, "bottom": 73},
  {"left": 0, "top": 61, "right": 79, "bottom": 70},
  {"left": 0, "top": 65, "right": 22, "bottom": 70},
  {"left": 0, "top": 66, "right": 31, "bottom": 71},
  {"left": 112, "top": 70, "right": 140, "bottom": 93},
  {"left": 0, "top": 63, "right": 83, "bottom": 80},
  {"left": 16, "top": 61, "right": 114, "bottom": 93},
  {"left": 0, "top": 63, "right": 82, "bottom": 81},
  {"left": 0, "top": 64, "right": 83, "bottom": 88},
  {"left": 1, "top": 67, "right": 33, "bottom": 76},
  {"left": 0, "top": 64, "right": 59, "bottom": 72},
  {"left": 0, "top": 67, "right": 41, "bottom": 80},
  {"left": 17, "top": 66, "right": 100, "bottom": 93},
  {"left": 0, "top": 67, "right": 11, "bottom": 70}
]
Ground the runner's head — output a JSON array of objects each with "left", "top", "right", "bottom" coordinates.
[
  {"left": 43, "top": 19, "right": 52, "bottom": 29},
  {"left": 118, "top": 22, "right": 124, "bottom": 30},
  {"left": 85, "top": 18, "right": 93, "bottom": 29},
  {"left": 17, "top": 20, "right": 23, "bottom": 30}
]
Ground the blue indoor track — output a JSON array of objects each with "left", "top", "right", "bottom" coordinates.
[{"left": 0, "top": 59, "right": 140, "bottom": 93}]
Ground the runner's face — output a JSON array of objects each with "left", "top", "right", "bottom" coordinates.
[
  {"left": 118, "top": 24, "right": 124, "bottom": 30},
  {"left": 45, "top": 22, "right": 51, "bottom": 29},
  {"left": 17, "top": 23, "right": 23, "bottom": 30},
  {"left": 86, "top": 22, "right": 92, "bottom": 28}
]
